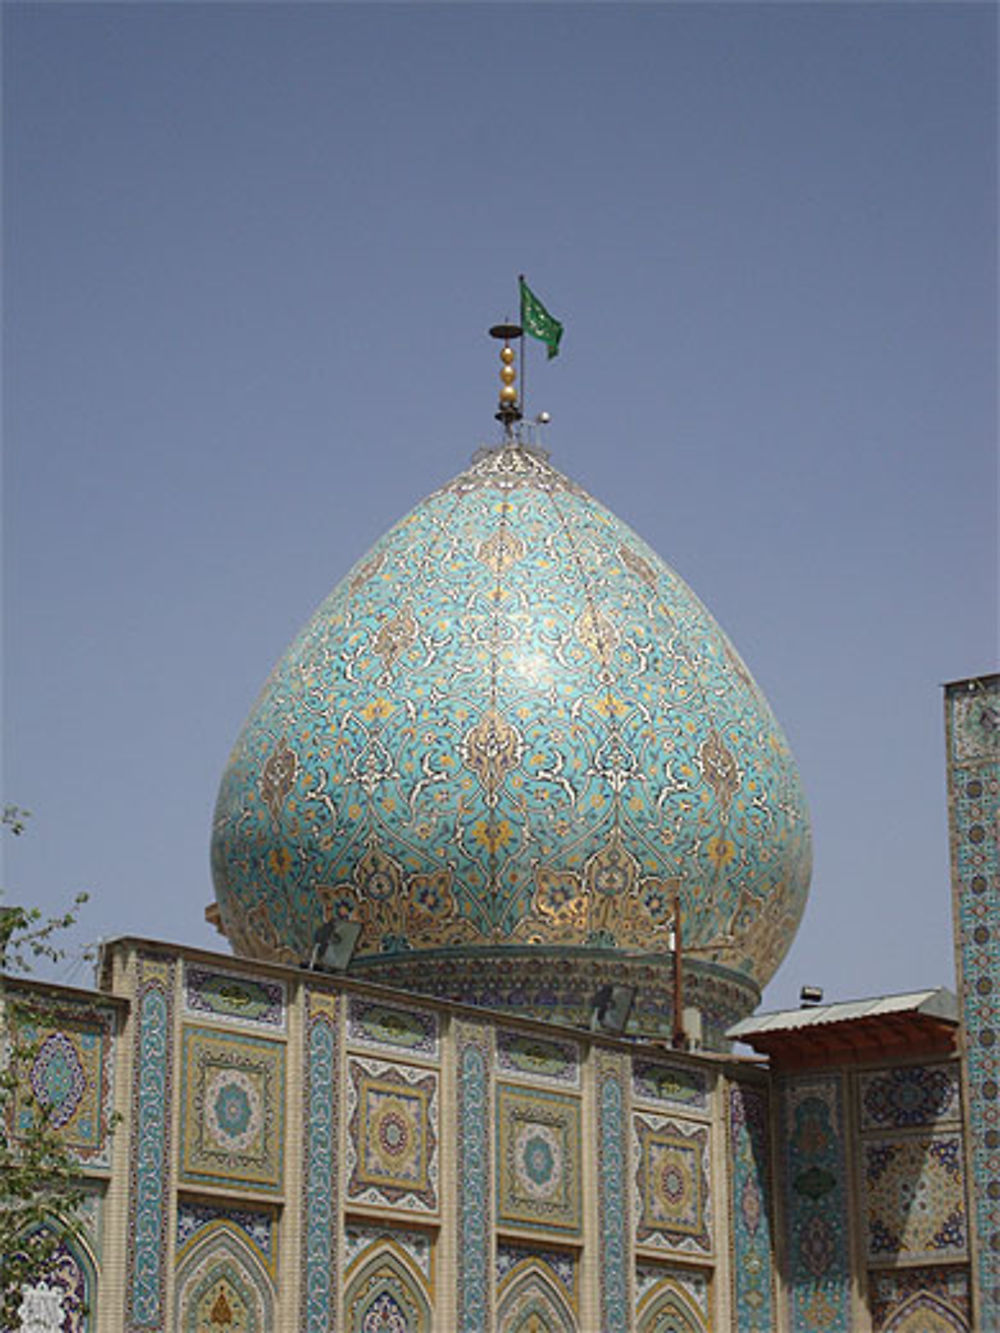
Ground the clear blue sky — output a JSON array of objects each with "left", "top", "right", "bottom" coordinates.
[{"left": 3, "top": 3, "right": 996, "bottom": 1013}]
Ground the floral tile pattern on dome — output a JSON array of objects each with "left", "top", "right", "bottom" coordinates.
[
  {"left": 347, "top": 997, "right": 439, "bottom": 1059},
  {"left": 179, "top": 1026, "right": 286, "bottom": 1193},
  {"left": 10, "top": 996, "right": 116, "bottom": 1168},
  {"left": 182, "top": 963, "right": 286, "bottom": 1032},
  {"left": 633, "top": 1113, "right": 712, "bottom": 1254},
  {"left": 632, "top": 1058, "right": 709, "bottom": 1115},
  {"left": 211, "top": 442, "right": 812, "bottom": 1009},
  {"left": 346, "top": 1056, "right": 439, "bottom": 1213},
  {"left": 496, "top": 1029, "right": 580, "bottom": 1087},
  {"left": 858, "top": 1063, "right": 961, "bottom": 1132},
  {"left": 862, "top": 1133, "right": 967, "bottom": 1264},
  {"left": 496, "top": 1083, "right": 582, "bottom": 1235},
  {"left": 868, "top": 1264, "right": 971, "bottom": 1332}
]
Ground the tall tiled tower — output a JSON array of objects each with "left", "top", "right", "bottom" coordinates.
[{"left": 945, "top": 673, "right": 1000, "bottom": 1328}]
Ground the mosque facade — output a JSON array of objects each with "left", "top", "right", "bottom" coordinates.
[{"left": 3, "top": 405, "right": 997, "bottom": 1331}]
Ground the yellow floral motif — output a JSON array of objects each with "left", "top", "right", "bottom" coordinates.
[
  {"left": 268, "top": 847, "right": 293, "bottom": 876},
  {"left": 707, "top": 836, "right": 736, "bottom": 868},
  {"left": 360, "top": 697, "right": 395, "bottom": 721},
  {"left": 471, "top": 819, "right": 514, "bottom": 854}
]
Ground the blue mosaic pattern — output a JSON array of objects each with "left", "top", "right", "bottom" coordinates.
[
  {"left": 302, "top": 992, "right": 340, "bottom": 1332},
  {"left": 176, "top": 1200, "right": 276, "bottom": 1275},
  {"left": 213, "top": 443, "right": 811, "bottom": 998},
  {"left": 858, "top": 1062, "right": 961, "bottom": 1131},
  {"left": 945, "top": 675, "right": 1000, "bottom": 1328},
  {"left": 182, "top": 963, "right": 286, "bottom": 1031},
  {"left": 780, "top": 1074, "right": 852, "bottom": 1332},
  {"left": 728, "top": 1082, "right": 775, "bottom": 1332},
  {"left": 632, "top": 1058, "right": 709, "bottom": 1114},
  {"left": 347, "top": 997, "right": 439, "bottom": 1059},
  {"left": 496, "top": 1028, "right": 580, "bottom": 1087},
  {"left": 596, "top": 1051, "right": 630, "bottom": 1329},
  {"left": 126, "top": 955, "right": 174, "bottom": 1331},
  {"left": 456, "top": 1021, "right": 492, "bottom": 1332},
  {"left": 496, "top": 1243, "right": 576, "bottom": 1308}
]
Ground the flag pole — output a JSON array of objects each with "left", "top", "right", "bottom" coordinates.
[{"left": 518, "top": 274, "right": 527, "bottom": 432}]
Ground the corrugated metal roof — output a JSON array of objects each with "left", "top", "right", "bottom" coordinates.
[{"left": 727, "top": 987, "right": 958, "bottom": 1039}]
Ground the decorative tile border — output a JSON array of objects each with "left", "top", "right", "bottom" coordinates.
[
  {"left": 182, "top": 963, "right": 287, "bottom": 1033},
  {"left": 347, "top": 996, "right": 439, "bottom": 1060},
  {"left": 496, "top": 1083, "right": 582, "bottom": 1236},
  {"left": 9, "top": 995, "right": 117, "bottom": 1168},
  {"left": 728, "top": 1081, "right": 775, "bottom": 1332},
  {"left": 861, "top": 1132, "right": 967, "bottom": 1264},
  {"left": 858, "top": 1063, "right": 961, "bottom": 1132},
  {"left": 346, "top": 1056, "right": 439, "bottom": 1213},
  {"left": 179, "top": 1025, "right": 286, "bottom": 1193},
  {"left": 869, "top": 1264, "right": 971, "bottom": 1332},
  {"left": 302, "top": 991, "right": 340, "bottom": 1333},
  {"left": 496, "top": 1242, "right": 577, "bottom": 1310},
  {"left": 632, "top": 1057, "right": 709, "bottom": 1115},
  {"left": 496, "top": 1028, "right": 580, "bottom": 1088},
  {"left": 945, "top": 676, "right": 1000, "bottom": 1326},
  {"left": 779, "top": 1073, "right": 851, "bottom": 1333},
  {"left": 345, "top": 1222, "right": 434, "bottom": 1288},
  {"left": 176, "top": 1199, "right": 277, "bottom": 1276},
  {"left": 633, "top": 1112, "right": 712, "bottom": 1255},
  {"left": 635, "top": 1262, "right": 711, "bottom": 1330},
  {"left": 456, "top": 1020, "right": 492, "bottom": 1333},
  {"left": 596, "top": 1050, "right": 631, "bottom": 1329},
  {"left": 126, "top": 953, "right": 175, "bottom": 1330}
]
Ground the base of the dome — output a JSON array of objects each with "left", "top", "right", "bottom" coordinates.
[{"left": 347, "top": 947, "right": 760, "bottom": 1053}]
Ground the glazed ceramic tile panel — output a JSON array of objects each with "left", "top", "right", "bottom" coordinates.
[
  {"left": 14, "top": 1226, "right": 97, "bottom": 1333},
  {"left": 175, "top": 1229, "right": 275, "bottom": 1333},
  {"left": 302, "top": 991, "right": 340, "bottom": 1332},
  {"left": 634, "top": 1261, "right": 710, "bottom": 1332},
  {"left": 179, "top": 1025, "right": 286, "bottom": 1193},
  {"left": 857, "top": 1063, "right": 961, "bottom": 1132},
  {"left": 126, "top": 953, "right": 175, "bottom": 1331},
  {"left": 868, "top": 1265, "right": 971, "bottom": 1332},
  {"left": 182, "top": 962, "right": 287, "bottom": 1032},
  {"left": 780, "top": 1073, "right": 852, "bottom": 1332},
  {"left": 347, "top": 996, "right": 439, "bottom": 1059},
  {"left": 344, "top": 1247, "right": 433, "bottom": 1331},
  {"left": 176, "top": 1199, "right": 277, "bottom": 1276},
  {"left": 497, "top": 1243, "right": 577, "bottom": 1312},
  {"left": 633, "top": 1112, "right": 712, "bottom": 1255},
  {"left": 861, "top": 1133, "right": 967, "bottom": 1264},
  {"left": 632, "top": 1058, "right": 710, "bottom": 1116},
  {"left": 495, "top": 1028, "right": 580, "bottom": 1087},
  {"left": 727, "top": 1082, "right": 775, "bottom": 1332},
  {"left": 212, "top": 444, "right": 811, "bottom": 1022},
  {"left": 456, "top": 1020, "right": 493, "bottom": 1332},
  {"left": 9, "top": 994, "right": 117, "bottom": 1168},
  {"left": 945, "top": 676, "right": 1000, "bottom": 1326},
  {"left": 346, "top": 1055, "right": 439, "bottom": 1213},
  {"left": 346, "top": 1223, "right": 434, "bottom": 1287},
  {"left": 597, "top": 1049, "right": 632, "bottom": 1329},
  {"left": 496, "top": 1083, "right": 582, "bottom": 1236}
]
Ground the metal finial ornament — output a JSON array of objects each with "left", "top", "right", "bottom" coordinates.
[{"left": 489, "top": 322, "right": 523, "bottom": 434}]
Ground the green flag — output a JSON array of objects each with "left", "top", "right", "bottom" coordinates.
[{"left": 519, "top": 277, "right": 563, "bottom": 359}]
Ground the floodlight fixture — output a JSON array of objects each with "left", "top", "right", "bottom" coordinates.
[
  {"left": 800, "top": 985, "right": 824, "bottom": 1007},
  {"left": 590, "top": 983, "right": 637, "bottom": 1035},
  {"left": 308, "top": 920, "right": 361, "bottom": 974}
]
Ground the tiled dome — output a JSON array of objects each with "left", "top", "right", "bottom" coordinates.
[{"left": 211, "top": 442, "right": 811, "bottom": 1042}]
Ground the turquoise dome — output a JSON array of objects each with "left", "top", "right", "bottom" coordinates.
[{"left": 211, "top": 442, "right": 811, "bottom": 1040}]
